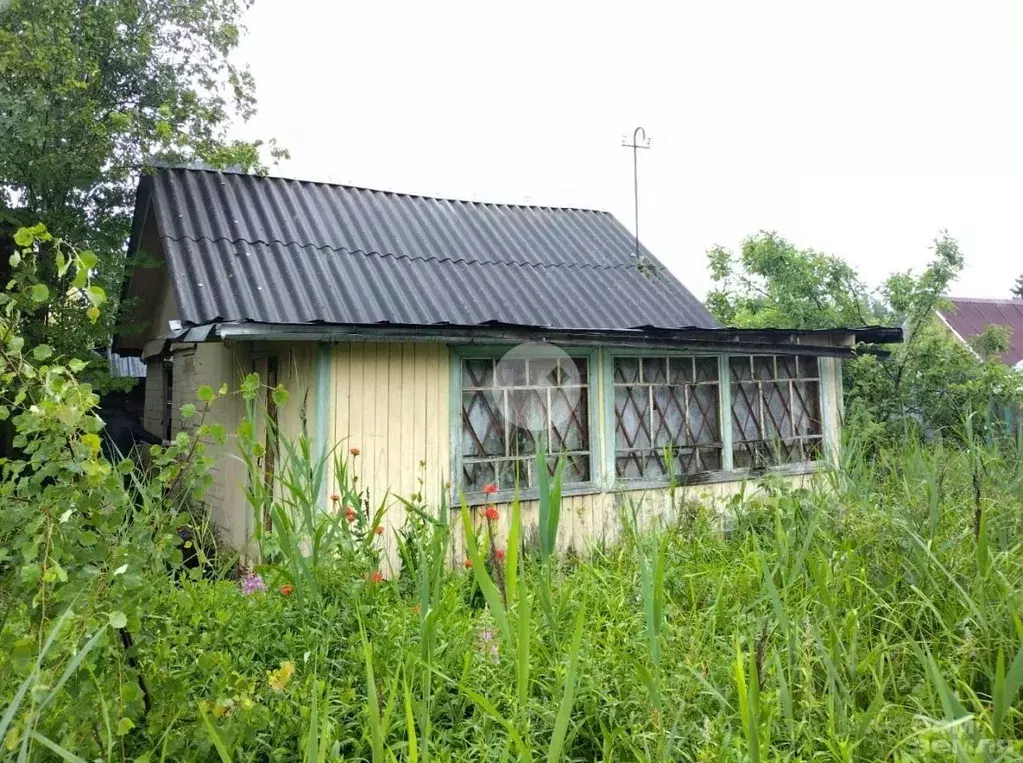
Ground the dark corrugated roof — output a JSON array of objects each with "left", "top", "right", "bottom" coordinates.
[
  {"left": 940, "top": 298, "right": 1023, "bottom": 366},
  {"left": 134, "top": 167, "right": 720, "bottom": 332}
]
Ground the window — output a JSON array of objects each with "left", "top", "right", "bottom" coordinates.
[
  {"left": 612, "top": 355, "right": 722, "bottom": 480},
  {"left": 729, "top": 355, "right": 822, "bottom": 468},
  {"left": 459, "top": 354, "right": 591, "bottom": 494}
]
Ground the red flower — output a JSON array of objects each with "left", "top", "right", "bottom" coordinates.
[
  {"left": 279, "top": 584, "right": 295, "bottom": 596},
  {"left": 482, "top": 484, "right": 497, "bottom": 495},
  {"left": 484, "top": 505, "right": 499, "bottom": 522},
  {"left": 349, "top": 447, "right": 361, "bottom": 457},
  {"left": 463, "top": 558, "right": 473, "bottom": 569},
  {"left": 375, "top": 525, "right": 384, "bottom": 535},
  {"left": 495, "top": 549, "right": 506, "bottom": 562},
  {"left": 330, "top": 493, "right": 340, "bottom": 502},
  {"left": 345, "top": 507, "right": 356, "bottom": 522},
  {"left": 368, "top": 570, "right": 383, "bottom": 584}
]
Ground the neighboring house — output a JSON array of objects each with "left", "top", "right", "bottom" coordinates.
[
  {"left": 114, "top": 167, "right": 900, "bottom": 567},
  {"left": 937, "top": 297, "right": 1023, "bottom": 368}
]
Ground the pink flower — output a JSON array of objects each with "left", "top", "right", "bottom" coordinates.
[
  {"left": 241, "top": 573, "right": 266, "bottom": 595},
  {"left": 375, "top": 525, "right": 384, "bottom": 536},
  {"left": 463, "top": 558, "right": 473, "bottom": 569},
  {"left": 495, "top": 548, "right": 506, "bottom": 563},
  {"left": 484, "top": 505, "right": 499, "bottom": 522},
  {"left": 482, "top": 484, "right": 497, "bottom": 495},
  {"left": 345, "top": 507, "right": 356, "bottom": 522},
  {"left": 368, "top": 570, "right": 383, "bottom": 584}
]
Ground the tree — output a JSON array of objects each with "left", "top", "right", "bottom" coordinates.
[
  {"left": 707, "top": 231, "right": 1023, "bottom": 442},
  {"left": 1012, "top": 275, "right": 1023, "bottom": 300},
  {"left": 0, "top": 0, "right": 285, "bottom": 367},
  {"left": 706, "top": 231, "right": 882, "bottom": 330}
]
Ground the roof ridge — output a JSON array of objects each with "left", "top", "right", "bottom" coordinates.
[
  {"left": 157, "top": 164, "right": 616, "bottom": 216},
  {"left": 164, "top": 233, "right": 666, "bottom": 273}
]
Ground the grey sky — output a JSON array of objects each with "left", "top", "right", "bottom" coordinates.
[{"left": 234, "top": 0, "right": 1023, "bottom": 301}]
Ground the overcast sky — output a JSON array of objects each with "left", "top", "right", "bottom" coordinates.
[{"left": 233, "top": 0, "right": 1023, "bottom": 301}]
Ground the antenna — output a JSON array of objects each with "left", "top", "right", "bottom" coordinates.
[{"left": 621, "top": 126, "right": 651, "bottom": 260}]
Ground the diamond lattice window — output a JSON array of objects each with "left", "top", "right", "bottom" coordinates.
[
  {"left": 730, "top": 355, "right": 822, "bottom": 469},
  {"left": 459, "top": 356, "right": 591, "bottom": 493},
  {"left": 612, "top": 356, "right": 722, "bottom": 480}
]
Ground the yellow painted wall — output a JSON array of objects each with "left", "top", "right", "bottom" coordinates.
[{"left": 330, "top": 342, "right": 450, "bottom": 574}]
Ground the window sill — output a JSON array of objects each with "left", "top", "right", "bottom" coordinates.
[
  {"left": 455, "top": 481, "right": 603, "bottom": 508},
  {"left": 611, "top": 461, "right": 826, "bottom": 492}
]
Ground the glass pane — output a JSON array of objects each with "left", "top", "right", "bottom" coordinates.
[
  {"left": 697, "top": 447, "right": 722, "bottom": 472},
  {"left": 567, "top": 357, "right": 588, "bottom": 386},
  {"left": 462, "top": 359, "right": 494, "bottom": 388},
  {"left": 731, "top": 382, "right": 761, "bottom": 443},
  {"left": 498, "top": 358, "right": 527, "bottom": 386},
  {"left": 614, "top": 385, "right": 651, "bottom": 450},
  {"left": 762, "top": 381, "right": 792, "bottom": 440},
  {"left": 690, "top": 384, "right": 720, "bottom": 445},
  {"left": 652, "top": 383, "right": 685, "bottom": 447},
  {"left": 462, "top": 390, "right": 504, "bottom": 457},
  {"left": 797, "top": 356, "right": 820, "bottom": 379},
  {"left": 695, "top": 356, "right": 718, "bottom": 383},
  {"left": 497, "top": 458, "right": 530, "bottom": 490},
  {"left": 614, "top": 357, "right": 640, "bottom": 383},
  {"left": 616, "top": 453, "right": 642, "bottom": 479},
  {"left": 643, "top": 357, "right": 668, "bottom": 383},
  {"left": 776, "top": 355, "right": 797, "bottom": 379},
  {"left": 753, "top": 356, "right": 775, "bottom": 381},
  {"left": 793, "top": 381, "right": 822, "bottom": 436},
  {"left": 549, "top": 454, "right": 590, "bottom": 484},
  {"left": 508, "top": 388, "right": 547, "bottom": 443},
  {"left": 550, "top": 387, "right": 588, "bottom": 452},
  {"left": 729, "top": 356, "right": 753, "bottom": 381},
  {"left": 527, "top": 357, "right": 559, "bottom": 386},
  {"left": 668, "top": 356, "right": 694, "bottom": 384},
  {"left": 463, "top": 460, "right": 496, "bottom": 492}
]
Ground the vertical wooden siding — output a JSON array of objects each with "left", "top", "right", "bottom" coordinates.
[{"left": 332, "top": 342, "right": 450, "bottom": 573}]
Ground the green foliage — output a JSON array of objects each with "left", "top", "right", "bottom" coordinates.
[
  {"left": 708, "top": 230, "right": 1023, "bottom": 442},
  {"left": 706, "top": 231, "right": 878, "bottom": 330},
  {"left": 0, "top": 0, "right": 286, "bottom": 366}
]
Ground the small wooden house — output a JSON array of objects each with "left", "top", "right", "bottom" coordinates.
[{"left": 116, "top": 167, "right": 899, "bottom": 568}]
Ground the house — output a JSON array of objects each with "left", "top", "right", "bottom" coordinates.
[
  {"left": 115, "top": 167, "right": 900, "bottom": 568},
  {"left": 937, "top": 297, "right": 1023, "bottom": 368}
]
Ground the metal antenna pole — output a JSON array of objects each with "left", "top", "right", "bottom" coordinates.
[{"left": 621, "top": 126, "right": 650, "bottom": 259}]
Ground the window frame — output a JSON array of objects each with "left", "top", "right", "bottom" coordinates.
[
  {"left": 602, "top": 349, "right": 833, "bottom": 490},
  {"left": 449, "top": 345, "right": 603, "bottom": 506}
]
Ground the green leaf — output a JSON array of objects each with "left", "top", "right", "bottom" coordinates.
[
  {"left": 13, "top": 228, "right": 33, "bottom": 247},
  {"left": 117, "top": 717, "right": 135, "bottom": 736},
  {"left": 197, "top": 385, "right": 215, "bottom": 403},
  {"left": 31, "top": 284, "right": 49, "bottom": 303},
  {"left": 460, "top": 503, "right": 510, "bottom": 645},
  {"left": 69, "top": 359, "right": 87, "bottom": 373},
  {"left": 32, "top": 345, "right": 52, "bottom": 361},
  {"left": 199, "top": 706, "right": 234, "bottom": 763},
  {"left": 271, "top": 385, "right": 290, "bottom": 407},
  {"left": 180, "top": 403, "right": 197, "bottom": 419},
  {"left": 28, "top": 732, "right": 88, "bottom": 763},
  {"left": 85, "top": 285, "right": 106, "bottom": 307},
  {"left": 8, "top": 252, "right": 20, "bottom": 268},
  {"left": 79, "top": 250, "right": 98, "bottom": 269},
  {"left": 108, "top": 611, "right": 127, "bottom": 629},
  {"left": 548, "top": 600, "right": 586, "bottom": 763},
  {"left": 86, "top": 306, "right": 100, "bottom": 323}
]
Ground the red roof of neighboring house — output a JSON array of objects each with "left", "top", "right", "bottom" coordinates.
[{"left": 938, "top": 298, "right": 1023, "bottom": 366}]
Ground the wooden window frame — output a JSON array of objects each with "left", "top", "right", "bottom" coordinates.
[
  {"left": 449, "top": 346, "right": 602, "bottom": 506},
  {"left": 603, "top": 350, "right": 832, "bottom": 490}
]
